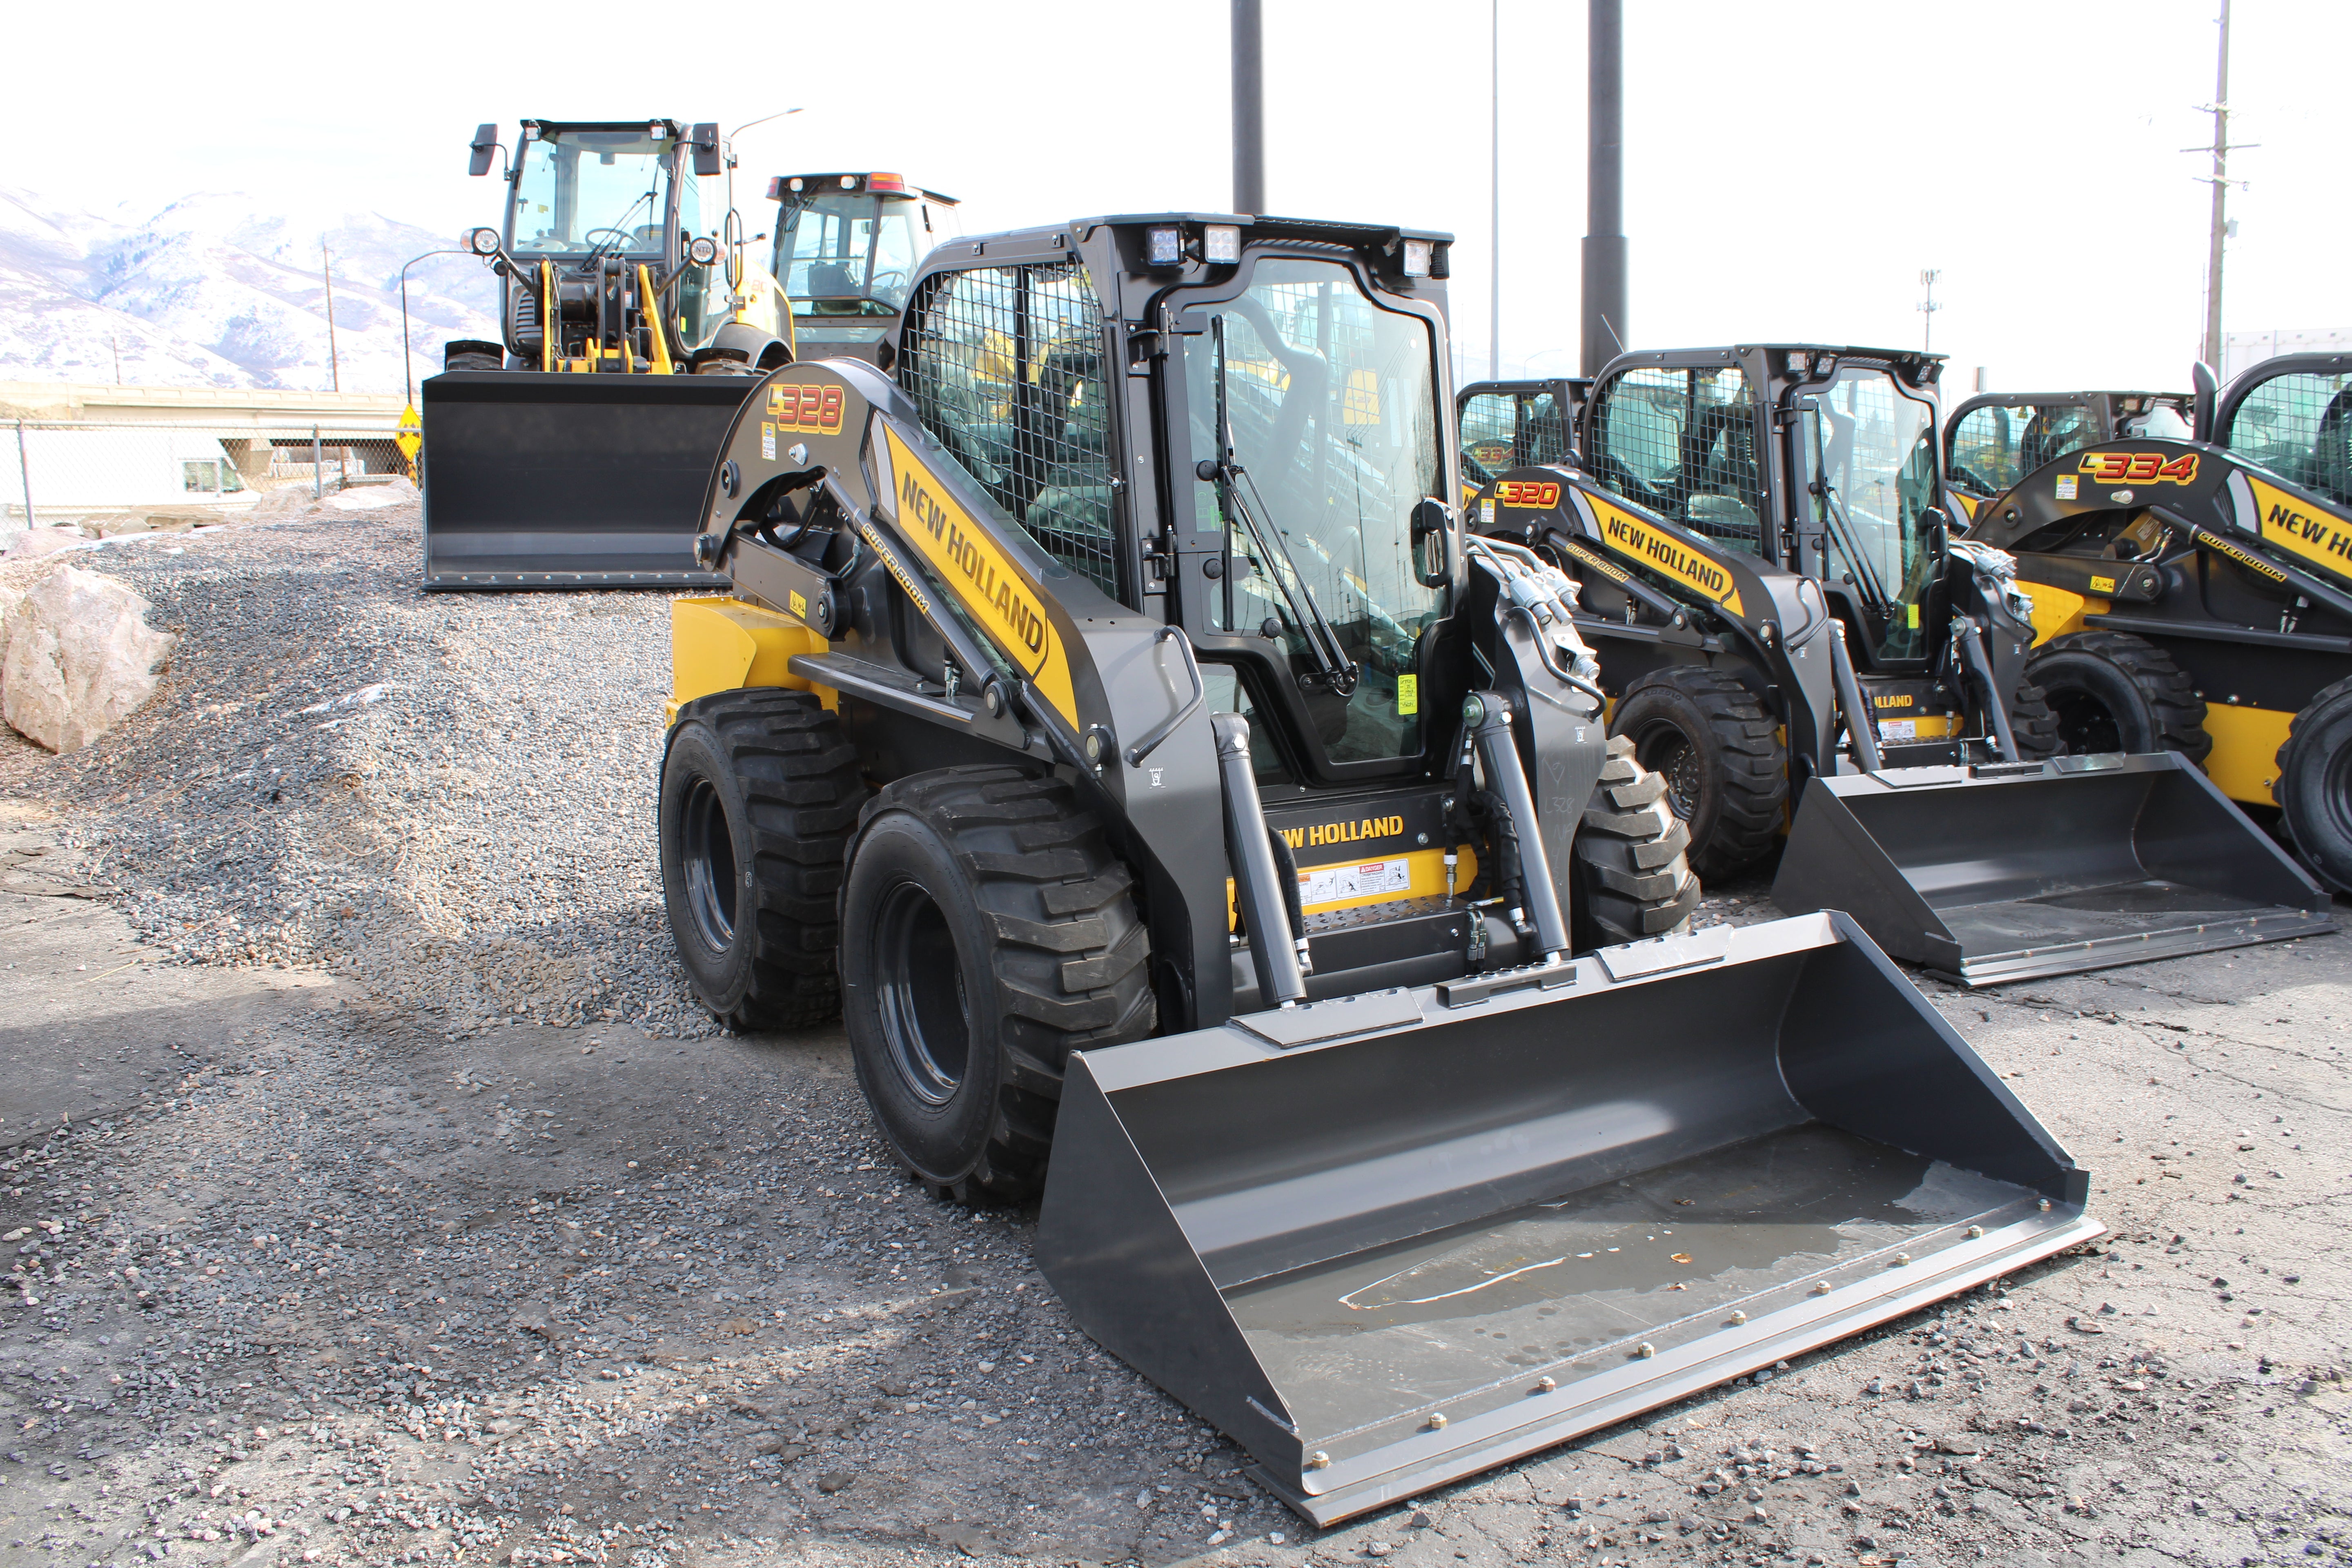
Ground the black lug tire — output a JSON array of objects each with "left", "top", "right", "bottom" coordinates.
[
  {"left": 1572, "top": 735, "right": 1701, "bottom": 949},
  {"left": 840, "top": 767, "right": 1155, "bottom": 1205},
  {"left": 2023, "top": 631, "right": 2211, "bottom": 762},
  {"left": 2275, "top": 676, "right": 2352, "bottom": 894},
  {"left": 2005, "top": 678, "right": 2062, "bottom": 760},
  {"left": 1608, "top": 665, "right": 1787, "bottom": 880},
  {"left": 659, "top": 689, "right": 868, "bottom": 1031}
]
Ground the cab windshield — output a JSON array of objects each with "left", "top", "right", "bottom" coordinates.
[
  {"left": 1184, "top": 257, "right": 1448, "bottom": 767},
  {"left": 1795, "top": 369, "right": 1941, "bottom": 663},
  {"left": 510, "top": 129, "right": 673, "bottom": 257},
  {"left": 777, "top": 191, "right": 928, "bottom": 321}
]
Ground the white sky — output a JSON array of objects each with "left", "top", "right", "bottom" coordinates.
[{"left": 8, "top": 0, "right": 2343, "bottom": 395}]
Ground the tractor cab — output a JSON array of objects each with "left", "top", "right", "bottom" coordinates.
[
  {"left": 768, "top": 172, "right": 960, "bottom": 362},
  {"left": 1943, "top": 390, "right": 2192, "bottom": 519},
  {"left": 1456, "top": 377, "right": 1584, "bottom": 505}
]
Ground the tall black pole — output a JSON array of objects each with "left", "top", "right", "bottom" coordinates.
[
  {"left": 1232, "top": 0, "right": 1265, "bottom": 214},
  {"left": 1581, "top": 0, "right": 1626, "bottom": 376}
]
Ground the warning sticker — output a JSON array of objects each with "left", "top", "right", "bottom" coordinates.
[
  {"left": 1877, "top": 719, "right": 1918, "bottom": 742},
  {"left": 761, "top": 422, "right": 777, "bottom": 462},
  {"left": 2055, "top": 474, "right": 2078, "bottom": 501},
  {"left": 1298, "top": 858, "right": 1412, "bottom": 909}
]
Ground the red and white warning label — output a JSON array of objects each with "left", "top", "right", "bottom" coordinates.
[{"left": 1298, "top": 858, "right": 1413, "bottom": 908}]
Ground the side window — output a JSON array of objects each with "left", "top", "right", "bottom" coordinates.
[
  {"left": 1589, "top": 366, "right": 1760, "bottom": 552},
  {"left": 2225, "top": 370, "right": 2352, "bottom": 508},
  {"left": 898, "top": 260, "right": 1123, "bottom": 601},
  {"left": 2018, "top": 404, "right": 2104, "bottom": 476},
  {"left": 1949, "top": 404, "right": 2031, "bottom": 496},
  {"left": 1460, "top": 392, "right": 1517, "bottom": 487},
  {"left": 1521, "top": 390, "right": 1572, "bottom": 466}
]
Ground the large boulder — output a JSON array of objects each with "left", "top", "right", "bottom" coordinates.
[{"left": 0, "top": 566, "right": 176, "bottom": 753}]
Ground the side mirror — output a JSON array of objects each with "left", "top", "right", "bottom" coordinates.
[
  {"left": 1410, "top": 498, "right": 1454, "bottom": 588},
  {"left": 468, "top": 123, "right": 500, "bottom": 178},
  {"left": 2192, "top": 359, "right": 2219, "bottom": 443},
  {"left": 689, "top": 123, "right": 723, "bottom": 179}
]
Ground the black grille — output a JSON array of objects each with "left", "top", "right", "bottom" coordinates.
[
  {"left": 1587, "top": 365, "right": 1762, "bottom": 551},
  {"left": 898, "top": 259, "right": 1123, "bottom": 601}
]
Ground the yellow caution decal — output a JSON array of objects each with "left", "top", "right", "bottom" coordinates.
[
  {"left": 882, "top": 426, "right": 1079, "bottom": 725},
  {"left": 1589, "top": 496, "right": 1745, "bottom": 617},
  {"left": 2247, "top": 477, "right": 2352, "bottom": 584}
]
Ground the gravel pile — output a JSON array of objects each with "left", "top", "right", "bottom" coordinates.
[{"left": 0, "top": 500, "right": 715, "bottom": 1040}]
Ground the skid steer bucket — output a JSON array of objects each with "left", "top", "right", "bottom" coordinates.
[
  {"left": 1773, "top": 752, "right": 2334, "bottom": 987},
  {"left": 420, "top": 370, "right": 753, "bottom": 588},
  {"left": 1036, "top": 913, "right": 2099, "bottom": 1526}
]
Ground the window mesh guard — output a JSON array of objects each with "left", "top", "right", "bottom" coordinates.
[
  {"left": 897, "top": 260, "right": 1123, "bottom": 601},
  {"left": 2224, "top": 372, "right": 2352, "bottom": 509},
  {"left": 1590, "top": 366, "right": 1762, "bottom": 552}
]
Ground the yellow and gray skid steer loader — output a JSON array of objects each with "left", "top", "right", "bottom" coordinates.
[
  {"left": 423, "top": 118, "right": 794, "bottom": 588},
  {"left": 1467, "top": 344, "right": 2328, "bottom": 984},
  {"left": 657, "top": 219, "right": 2100, "bottom": 1520},
  {"left": 1964, "top": 351, "right": 2352, "bottom": 893},
  {"left": 1944, "top": 387, "right": 2192, "bottom": 523}
]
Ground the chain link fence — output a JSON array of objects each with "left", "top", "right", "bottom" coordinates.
[{"left": 5, "top": 420, "right": 405, "bottom": 536}]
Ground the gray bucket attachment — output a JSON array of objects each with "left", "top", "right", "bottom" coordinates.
[
  {"left": 1773, "top": 752, "right": 2334, "bottom": 987},
  {"left": 420, "top": 370, "right": 752, "bottom": 589},
  {"left": 1036, "top": 913, "right": 2100, "bottom": 1526}
]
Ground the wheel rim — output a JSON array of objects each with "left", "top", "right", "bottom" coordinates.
[
  {"left": 2046, "top": 685, "right": 2125, "bottom": 755},
  {"left": 872, "top": 880, "right": 971, "bottom": 1107},
  {"left": 679, "top": 777, "right": 738, "bottom": 952},
  {"left": 1632, "top": 724, "right": 1704, "bottom": 821}
]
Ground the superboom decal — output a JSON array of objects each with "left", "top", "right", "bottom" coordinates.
[{"left": 881, "top": 426, "right": 1080, "bottom": 724}]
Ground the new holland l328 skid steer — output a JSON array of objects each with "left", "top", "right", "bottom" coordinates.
[
  {"left": 1465, "top": 345, "right": 2331, "bottom": 985},
  {"left": 657, "top": 219, "right": 2100, "bottom": 1521}
]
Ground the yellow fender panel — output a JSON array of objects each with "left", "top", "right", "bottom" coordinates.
[
  {"left": 665, "top": 596, "right": 831, "bottom": 723},
  {"left": 2014, "top": 580, "right": 2104, "bottom": 647},
  {"left": 2201, "top": 704, "right": 2296, "bottom": 807}
]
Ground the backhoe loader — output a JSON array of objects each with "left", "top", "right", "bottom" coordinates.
[
  {"left": 1965, "top": 352, "right": 2352, "bottom": 892},
  {"left": 422, "top": 118, "right": 803, "bottom": 588},
  {"left": 1466, "top": 343, "right": 2329, "bottom": 984},
  {"left": 657, "top": 220, "right": 2100, "bottom": 1519}
]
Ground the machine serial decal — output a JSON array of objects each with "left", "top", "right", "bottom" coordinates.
[
  {"left": 1495, "top": 480, "right": 1562, "bottom": 508},
  {"left": 882, "top": 426, "right": 1080, "bottom": 724},
  {"left": 768, "top": 382, "right": 846, "bottom": 436},
  {"left": 1590, "top": 497, "right": 1745, "bottom": 616},
  {"left": 2247, "top": 478, "right": 2352, "bottom": 583},
  {"left": 2077, "top": 450, "right": 2199, "bottom": 486}
]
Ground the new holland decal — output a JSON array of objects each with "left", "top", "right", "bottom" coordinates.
[
  {"left": 2247, "top": 477, "right": 2352, "bottom": 583},
  {"left": 2078, "top": 449, "right": 2199, "bottom": 486},
  {"left": 1589, "top": 497, "right": 1745, "bottom": 616},
  {"left": 767, "top": 381, "right": 845, "bottom": 436},
  {"left": 882, "top": 427, "right": 1079, "bottom": 724}
]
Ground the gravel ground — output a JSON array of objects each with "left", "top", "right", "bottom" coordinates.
[{"left": 0, "top": 505, "right": 2348, "bottom": 1568}]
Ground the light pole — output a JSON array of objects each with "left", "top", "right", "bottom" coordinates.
[
  {"left": 1490, "top": 0, "right": 1500, "bottom": 381},
  {"left": 1582, "top": 0, "right": 1627, "bottom": 376},
  {"left": 399, "top": 249, "right": 470, "bottom": 407},
  {"left": 1232, "top": 0, "right": 1264, "bottom": 212},
  {"left": 1917, "top": 269, "right": 1942, "bottom": 353}
]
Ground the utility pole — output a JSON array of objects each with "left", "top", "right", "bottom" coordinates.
[
  {"left": 1917, "top": 269, "right": 1942, "bottom": 353},
  {"left": 1581, "top": 0, "right": 1627, "bottom": 376},
  {"left": 110, "top": 333, "right": 120, "bottom": 385},
  {"left": 322, "top": 242, "right": 342, "bottom": 394},
  {"left": 1231, "top": 0, "right": 1264, "bottom": 214},
  {"left": 2194, "top": 0, "right": 2241, "bottom": 370},
  {"left": 1490, "top": 0, "right": 1500, "bottom": 381}
]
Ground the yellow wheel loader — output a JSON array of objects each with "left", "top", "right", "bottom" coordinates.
[
  {"left": 658, "top": 218, "right": 2100, "bottom": 1521},
  {"left": 1465, "top": 344, "right": 2330, "bottom": 984},
  {"left": 1965, "top": 352, "right": 2352, "bottom": 892}
]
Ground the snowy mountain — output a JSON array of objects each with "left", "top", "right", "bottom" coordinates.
[{"left": 0, "top": 187, "right": 501, "bottom": 393}]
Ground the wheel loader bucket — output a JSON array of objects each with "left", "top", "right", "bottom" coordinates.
[
  {"left": 419, "top": 370, "right": 751, "bottom": 589},
  {"left": 1036, "top": 913, "right": 2099, "bottom": 1526},
  {"left": 1772, "top": 752, "right": 2334, "bottom": 987}
]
